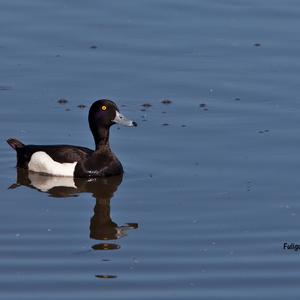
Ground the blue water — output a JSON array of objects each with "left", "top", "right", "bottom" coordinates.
[{"left": 1, "top": 0, "right": 300, "bottom": 299}]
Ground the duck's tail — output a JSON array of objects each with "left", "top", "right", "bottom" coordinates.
[{"left": 7, "top": 138, "right": 25, "bottom": 150}]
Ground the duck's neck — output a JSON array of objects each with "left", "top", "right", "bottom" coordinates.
[{"left": 93, "top": 126, "right": 110, "bottom": 150}]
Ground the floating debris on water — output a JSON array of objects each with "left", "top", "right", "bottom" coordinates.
[
  {"left": 162, "top": 123, "right": 169, "bottom": 126},
  {"left": 258, "top": 129, "right": 270, "bottom": 134},
  {"left": 199, "top": 103, "right": 208, "bottom": 111},
  {"left": 181, "top": 124, "right": 187, "bottom": 127},
  {"left": 140, "top": 108, "right": 146, "bottom": 112},
  {"left": 58, "top": 98, "right": 68, "bottom": 104},
  {"left": 161, "top": 98, "right": 172, "bottom": 104},
  {"left": 142, "top": 103, "right": 152, "bottom": 108},
  {"left": 235, "top": 97, "right": 241, "bottom": 101},
  {"left": 90, "top": 45, "right": 98, "bottom": 49},
  {"left": 247, "top": 181, "right": 252, "bottom": 192},
  {"left": 77, "top": 104, "right": 86, "bottom": 109},
  {"left": 254, "top": 43, "right": 261, "bottom": 47}
]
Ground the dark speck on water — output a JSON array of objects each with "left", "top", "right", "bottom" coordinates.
[
  {"left": 162, "top": 123, "right": 169, "bottom": 126},
  {"left": 161, "top": 98, "right": 173, "bottom": 104},
  {"left": 258, "top": 129, "right": 270, "bottom": 134},
  {"left": 90, "top": 45, "right": 98, "bottom": 49},
  {"left": 140, "top": 108, "right": 146, "bottom": 111},
  {"left": 77, "top": 104, "right": 86, "bottom": 109},
  {"left": 254, "top": 43, "right": 261, "bottom": 47},
  {"left": 142, "top": 103, "right": 152, "bottom": 108},
  {"left": 235, "top": 97, "right": 241, "bottom": 101},
  {"left": 199, "top": 103, "right": 208, "bottom": 111},
  {"left": 57, "top": 98, "right": 68, "bottom": 104}
]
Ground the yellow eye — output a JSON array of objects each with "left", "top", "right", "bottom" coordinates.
[{"left": 101, "top": 105, "right": 107, "bottom": 111}]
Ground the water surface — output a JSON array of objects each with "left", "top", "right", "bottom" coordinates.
[{"left": 1, "top": 0, "right": 300, "bottom": 299}]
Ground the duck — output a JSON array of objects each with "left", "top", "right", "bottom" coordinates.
[{"left": 7, "top": 99, "right": 137, "bottom": 178}]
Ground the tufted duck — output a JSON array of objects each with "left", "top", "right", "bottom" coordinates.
[{"left": 7, "top": 99, "right": 137, "bottom": 178}]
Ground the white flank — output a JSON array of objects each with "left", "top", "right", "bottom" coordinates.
[
  {"left": 28, "top": 172, "right": 77, "bottom": 192},
  {"left": 28, "top": 151, "right": 77, "bottom": 177}
]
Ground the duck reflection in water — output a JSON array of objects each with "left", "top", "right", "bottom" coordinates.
[{"left": 10, "top": 169, "right": 138, "bottom": 249}]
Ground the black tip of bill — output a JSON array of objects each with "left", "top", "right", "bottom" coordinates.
[{"left": 113, "top": 111, "right": 138, "bottom": 127}]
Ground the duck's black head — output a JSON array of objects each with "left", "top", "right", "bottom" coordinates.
[{"left": 89, "top": 99, "right": 137, "bottom": 148}]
